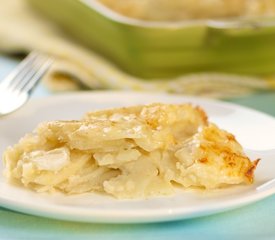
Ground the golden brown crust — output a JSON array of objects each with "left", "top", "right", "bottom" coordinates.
[{"left": 245, "top": 159, "right": 260, "bottom": 183}]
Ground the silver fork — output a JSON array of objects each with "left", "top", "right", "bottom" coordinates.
[{"left": 0, "top": 52, "right": 53, "bottom": 117}]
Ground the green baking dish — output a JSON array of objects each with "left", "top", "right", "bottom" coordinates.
[{"left": 28, "top": 0, "right": 275, "bottom": 79}]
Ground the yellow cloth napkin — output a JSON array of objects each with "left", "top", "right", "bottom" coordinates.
[{"left": 0, "top": 0, "right": 273, "bottom": 98}]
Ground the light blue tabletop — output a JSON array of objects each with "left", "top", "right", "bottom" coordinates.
[{"left": 0, "top": 55, "right": 275, "bottom": 240}]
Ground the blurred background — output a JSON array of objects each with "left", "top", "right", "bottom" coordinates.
[{"left": 1, "top": 0, "right": 275, "bottom": 99}]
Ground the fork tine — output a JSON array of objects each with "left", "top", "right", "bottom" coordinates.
[
  {"left": 0, "top": 52, "right": 39, "bottom": 89},
  {"left": 14, "top": 54, "right": 52, "bottom": 93},
  {"left": 21, "top": 57, "right": 53, "bottom": 93},
  {"left": 0, "top": 52, "right": 52, "bottom": 116}
]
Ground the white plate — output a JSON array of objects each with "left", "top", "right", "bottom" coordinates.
[{"left": 1, "top": 91, "right": 275, "bottom": 223}]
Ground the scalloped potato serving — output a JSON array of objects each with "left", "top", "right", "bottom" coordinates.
[
  {"left": 99, "top": 0, "right": 275, "bottom": 21},
  {"left": 3, "top": 103, "right": 259, "bottom": 199}
]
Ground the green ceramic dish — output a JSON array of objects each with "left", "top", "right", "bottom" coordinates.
[{"left": 28, "top": 0, "right": 275, "bottom": 79}]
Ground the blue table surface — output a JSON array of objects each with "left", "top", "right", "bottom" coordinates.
[{"left": 0, "top": 55, "right": 275, "bottom": 240}]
